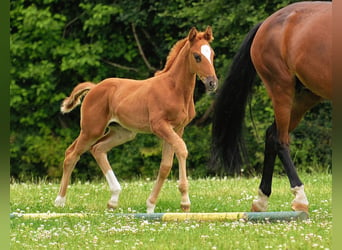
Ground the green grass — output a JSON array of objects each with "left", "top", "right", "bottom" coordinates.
[{"left": 10, "top": 173, "right": 331, "bottom": 249}]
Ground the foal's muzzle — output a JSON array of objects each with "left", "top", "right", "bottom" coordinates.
[{"left": 201, "top": 75, "right": 218, "bottom": 92}]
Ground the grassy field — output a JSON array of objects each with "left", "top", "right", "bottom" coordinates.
[{"left": 10, "top": 173, "right": 331, "bottom": 249}]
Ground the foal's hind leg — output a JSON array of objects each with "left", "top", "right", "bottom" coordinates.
[
  {"left": 55, "top": 132, "right": 97, "bottom": 207},
  {"left": 90, "top": 125, "right": 136, "bottom": 209}
]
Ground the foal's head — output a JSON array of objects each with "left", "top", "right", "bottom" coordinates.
[{"left": 188, "top": 26, "right": 218, "bottom": 92}]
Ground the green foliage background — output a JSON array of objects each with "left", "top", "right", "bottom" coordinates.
[{"left": 10, "top": 0, "right": 331, "bottom": 181}]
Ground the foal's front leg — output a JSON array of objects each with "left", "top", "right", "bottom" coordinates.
[
  {"left": 149, "top": 123, "right": 190, "bottom": 213},
  {"left": 146, "top": 141, "right": 174, "bottom": 213},
  {"left": 175, "top": 127, "right": 191, "bottom": 212}
]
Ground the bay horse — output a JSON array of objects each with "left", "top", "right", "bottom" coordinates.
[
  {"left": 210, "top": 1, "right": 331, "bottom": 213},
  {"left": 55, "top": 27, "right": 217, "bottom": 213}
]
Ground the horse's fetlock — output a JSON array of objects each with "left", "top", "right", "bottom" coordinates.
[
  {"left": 178, "top": 182, "right": 188, "bottom": 194},
  {"left": 251, "top": 189, "right": 268, "bottom": 212},
  {"left": 291, "top": 185, "right": 308, "bottom": 204},
  {"left": 55, "top": 195, "right": 66, "bottom": 207},
  {"left": 146, "top": 199, "right": 156, "bottom": 213}
]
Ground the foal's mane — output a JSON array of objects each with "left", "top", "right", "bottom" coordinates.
[
  {"left": 154, "top": 30, "right": 212, "bottom": 76},
  {"left": 154, "top": 38, "right": 188, "bottom": 76}
]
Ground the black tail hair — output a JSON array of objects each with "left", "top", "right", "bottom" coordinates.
[{"left": 209, "top": 22, "right": 262, "bottom": 175}]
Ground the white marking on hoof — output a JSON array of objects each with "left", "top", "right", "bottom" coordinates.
[
  {"left": 105, "top": 170, "right": 121, "bottom": 209},
  {"left": 291, "top": 185, "right": 309, "bottom": 212},
  {"left": 55, "top": 195, "right": 66, "bottom": 207},
  {"left": 146, "top": 199, "right": 156, "bottom": 214},
  {"left": 107, "top": 199, "right": 119, "bottom": 209},
  {"left": 251, "top": 189, "right": 268, "bottom": 212}
]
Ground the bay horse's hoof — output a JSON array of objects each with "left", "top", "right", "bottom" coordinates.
[
  {"left": 291, "top": 202, "right": 309, "bottom": 213},
  {"left": 251, "top": 200, "right": 267, "bottom": 212}
]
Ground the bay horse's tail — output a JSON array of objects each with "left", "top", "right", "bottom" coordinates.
[
  {"left": 209, "top": 22, "right": 262, "bottom": 175},
  {"left": 61, "top": 82, "right": 96, "bottom": 114}
]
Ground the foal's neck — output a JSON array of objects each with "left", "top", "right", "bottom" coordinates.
[{"left": 167, "top": 42, "right": 196, "bottom": 97}]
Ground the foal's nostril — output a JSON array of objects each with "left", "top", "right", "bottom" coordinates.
[
  {"left": 201, "top": 75, "right": 217, "bottom": 91},
  {"left": 206, "top": 80, "right": 217, "bottom": 92}
]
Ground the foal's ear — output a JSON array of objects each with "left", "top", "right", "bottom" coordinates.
[
  {"left": 204, "top": 26, "right": 214, "bottom": 42},
  {"left": 188, "top": 27, "right": 198, "bottom": 43}
]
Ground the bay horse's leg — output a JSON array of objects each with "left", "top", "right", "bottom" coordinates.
[
  {"left": 55, "top": 131, "right": 98, "bottom": 207},
  {"left": 90, "top": 125, "right": 136, "bottom": 209},
  {"left": 286, "top": 89, "right": 322, "bottom": 212},
  {"left": 251, "top": 122, "right": 277, "bottom": 212},
  {"left": 150, "top": 122, "right": 190, "bottom": 212},
  {"left": 146, "top": 141, "right": 174, "bottom": 213},
  {"left": 252, "top": 80, "right": 322, "bottom": 213},
  {"left": 274, "top": 89, "right": 322, "bottom": 213}
]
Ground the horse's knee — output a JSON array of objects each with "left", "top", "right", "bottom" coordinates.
[
  {"left": 158, "top": 164, "right": 172, "bottom": 179},
  {"left": 265, "top": 123, "right": 291, "bottom": 155},
  {"left": 181, "top": 149, "right": 188, "bottom": 159},
  {"left": 265, "top": 123, "right": 277, "bottom": 146},
  {"left": 63, "top": 153, "right": 79, "bottom": 171},
  {"left": 175, "top": 146, "right": 188, "bottom": 160},
  {"left": 170, "top": 137, "right": 188, "bottom": 159}
]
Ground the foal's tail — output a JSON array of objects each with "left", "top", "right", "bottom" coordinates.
[
  {"left": 209, "top": 22, "right": 262, "bottom": 175},
  {"left": 61, "top": 82, "right": 96, "bottom": 114}
]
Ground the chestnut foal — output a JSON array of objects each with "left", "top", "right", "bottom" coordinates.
[{"left": 55, "top": 27, "right": 217, "bottom": 213}]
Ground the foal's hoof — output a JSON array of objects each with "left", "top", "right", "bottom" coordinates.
[
  {"left": 107, "top": 200, "right": 119, "bottom": 210},
  {"left": 146, "top": 199, "right": 156, "bottom": 214},
  {"left": 291, "top": 202, "right": 309, "bottom": 213},
  {"left": 181, "top": 204, "right": 191, "bottom": 212},
  {"left": 55, "top": 196, "right": 66, "bottom": 207}
]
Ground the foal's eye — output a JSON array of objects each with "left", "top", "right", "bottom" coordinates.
[{"left": 193, "top": 53, "right": 201, "bottom": 63}]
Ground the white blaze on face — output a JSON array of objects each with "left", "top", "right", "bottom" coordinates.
[{"left": 201, "top": 44, "right": 212, "bottom": 64}]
